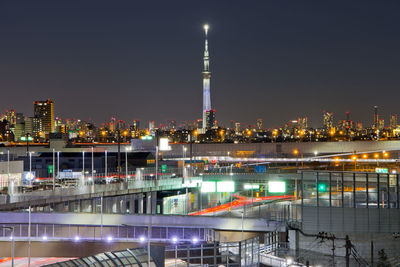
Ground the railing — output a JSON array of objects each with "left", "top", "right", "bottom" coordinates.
[{"left": 0, "top": 222, "right": 211, "bottom": 243}]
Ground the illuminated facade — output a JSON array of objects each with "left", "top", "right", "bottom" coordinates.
[
  {"left": 202, "top": 24, "right": 212, "bottom": 129},
  {"left": 34, "top": 99, "right": 54, "bottom": 135}
]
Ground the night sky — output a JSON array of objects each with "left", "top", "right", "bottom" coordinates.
[{"left": 1, "top": 1, "right": 400, "bottom": 128}]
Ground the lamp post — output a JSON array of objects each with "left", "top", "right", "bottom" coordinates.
[
  {"left": 2, "top": 226, "right": 14, "bottom": 267},
  {"left": 52, "top": 148, "right": 55, "bottom": 190},
  {"left": 7, "top": 150, "right": 11, "bottom": 195},
  {"left": 91, "top": 147, "right": 94, "bottom": 182},
  {"left": 125, "top": 146, "right": 131, "bottom": 178},
  {"left": 57, "top": 151, "right": 60, "bottom": 178},
  {"left": 105, "top": 150, "right": 108, "bottom": 181},
  {"left": 29, "top": 152, "right": 33, "bottom": 187},
  {"left": 82, "top": 151, "right": 85, "bottom": 186}
]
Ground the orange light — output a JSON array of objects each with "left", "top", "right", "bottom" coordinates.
[
  {"left": 123, "top": 131, "right": 128, "bottom": 136},
  {"left": 334, "top": 157, "right": 340, "bottom": 162},
  {"left": 101, "top": 131, "right": 106, "bottom": 136},
  {"left": 194, "top": 130, "right": 198, "bottom": 136},
  {"left": 383, "top": 152, "right": 389, "bottom": 158},
  {"left": 352, "top": 156, "right": 357, "bottom": 161},
  {"left": 374, "top": 153, "right": 379, "bottom": 159},
  {"left": 293, "top": 149, "right": 299, "bottom": 155},
  {"left": 330, "top": 130, "right": 335, "bottom": 135},
  {"left": 362, "top": 154, "right": 368, "bottom": 159}
]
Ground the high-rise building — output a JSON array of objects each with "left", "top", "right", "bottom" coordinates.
[
  {"left": 16, "top": 113, "right": 24, "bottom": 124},
  {"left": 256, "top": 119, "right": 263, "bottom": 132},
  {"left": 390, "top": 114, "right": 398, "bottom": 129},
  {"left": 373, "top": 106, "right": 379, "bottom": 129},
  {"left": 235, "top": 122, "right": 241, "bottom": 134},
  {"left": 132, "top": 120, "right": 140, "bottom": 131},
  {"left": 205, "top": 110, "right": 215, "bottom": 129},
  {"left": 202, "top": 24, "right": 212, "bottom": 130},
  {"left": 323, "top": 111, "right": 334, "bottom": 130},
  {"left": 34, "top": 99, "right": 54, "bottom": 135},
  {"left": 378, "top": 119, "right": 385, "bottom": 130},
  {"left": 25, "top": 116, "right": 42, "bottom": 137},
  {"left": 297, "top": 117, "right": 308, "bottom": 130},
  {"left": 5, "top": 109, "right": 16, "bottom": 126}
]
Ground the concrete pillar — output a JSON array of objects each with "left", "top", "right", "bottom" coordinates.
[
  {"left": 138, "top": 194, "right": 144, "bottom": 214},
  {"left": 151, "top": 191, "right": 157, "bottom": 214},
  {"left": 288, "top": 230, "right": 299, "bottom": 253},
  {"left": 146, "top": 192, "right": 152, "bottom": 214}
]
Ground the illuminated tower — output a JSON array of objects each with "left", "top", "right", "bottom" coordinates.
[{"left": 202, "top": 24, "right": 212, "bottom": 129}]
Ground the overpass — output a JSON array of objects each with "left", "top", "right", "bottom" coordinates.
[{"left": 0, "top": 212, "right": 284, "bottom": 257}]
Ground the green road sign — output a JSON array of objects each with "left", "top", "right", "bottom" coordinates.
[
  {"left": 48, "top": 164, "right": 54, "bottom": 174},
  {"left": 161, "top": 164, "right": 167, "bottom": 173}
]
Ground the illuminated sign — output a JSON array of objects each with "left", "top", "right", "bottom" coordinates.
[
  {"left": 318, "top": 183, "right": 327, "bottom": 192},
  {"left": 217, "top": 181, "right": 235, "bottom": 192},
  {"left": 159, "top": 138, "right": 171, "bottom": 151},
  {"left": 244, "top": 184, "right": 259, "bottom": 190},
  {"left": 141, "top": 135, "right": 153, "bottom": 140},
  {"left": 201, "top": 181, "right": 216, "bottom": 193},
  {"left": 20, "top": 136, "right": 33, "bottom": 141},
  {"left": 268, "top": 181, "right": 286, "bottom": 193},
  {"left": 375, "top": 168, "right": 389, "bottom": 173}
]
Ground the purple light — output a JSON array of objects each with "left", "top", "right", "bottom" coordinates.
[
  {"left": 74, "top": 236, "right": 80, "bottom": 241},
  {"left": 139, "top": 236, "right": 146, "bottom": 243},
  {"left": 107, "top": 236, "right": 113, "bottom": 242},
  {"left": 192, "top": 237, "right": 199, "bottom": 244},
  {"left": 42, "top": 235, "right": 48, "bottom": 241},
  {"left": 172, "top": 237, "right": 178, "bottom": 243}
]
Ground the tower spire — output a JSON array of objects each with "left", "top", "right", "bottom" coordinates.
[{"left": 202, "top": 24, "right": 212, "bottom": 130}]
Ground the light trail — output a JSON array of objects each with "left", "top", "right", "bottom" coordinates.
[{"left": 189, "top": 194, "right": 294, "bottom": 216}]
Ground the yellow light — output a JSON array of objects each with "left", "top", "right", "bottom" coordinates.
[
  {"left": 374, "top": 153, "right": 379, "bottom": 159},
  {"left": 334, "top": 157, "right": 340, "bottom": 162},
  {"left": 247, "top": 130, "right": 251, "bottom": 136},
  {"left": 101, "top": 131, "right": 106, "bottom": 136},
  {"left": 293, "top": 149, "right": 299, "bottom": 155},
  {"left": 219, "top": 130, "right": 224, "bottom": 136}
]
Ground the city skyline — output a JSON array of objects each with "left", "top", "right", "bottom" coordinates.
[{"left": 1, "top": 1, "right": 400, "bottom": 127}]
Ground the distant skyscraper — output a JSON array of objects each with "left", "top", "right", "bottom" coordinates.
[
  {"left": 297, "top": 117, "right": 308, "bottom": 130},
  {"left": 34, "top": 99, "right": 54, "bottom": 135},
  {"left": 5, "top": 109, "right": 16, "bottom": 126},
  {"left": 256, "top": 119, "right": 263, "bottom": 132},
  {"left": 373, "top": 106, "right": 379, "bottom": 129},
  {"left": 132, "top": 120, "right": 140, "bottom": 131},
  {"left": 235, "top": 122, "right": 241, "bottom": 134},
  {"left": 202, "top": 24, "right": 212, "bottom": 130},
  {"left": 390, "top": 114, "right": 398, "bottom": 129},
  {"left": 323, "top": 111, "right": 334, "bottom": 130},
  {"left": 205, "top": 110, "right": 216, "bottom": 129}
]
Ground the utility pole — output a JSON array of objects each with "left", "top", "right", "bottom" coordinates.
[
  {"left": 371, "top": 240, "right": 374, "bottom": 267},
  {"left": 345, "top": 235, "right": 351, "bottom": 267},
  {"left": 117, "top": 129, "right": 121, "bottom": 180}
]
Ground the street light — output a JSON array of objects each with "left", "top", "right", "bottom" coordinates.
[
  {"left": 105, "top": 150, "right": 108, "bottom": 182},
  {"left": 2, "top": 226, "right": 14, "bottom": 267},
  {"left": 52, "top": 148, "right": 55, "bottom": 190},
  {"left": 91, "top": 147, "right": 94, "bottom": 183},
  {"left": 352, "top": 155, "right": 357, "bottom": 171},
  {"left": 125, "top": 146, "right": 131, "bottom": 178}
]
